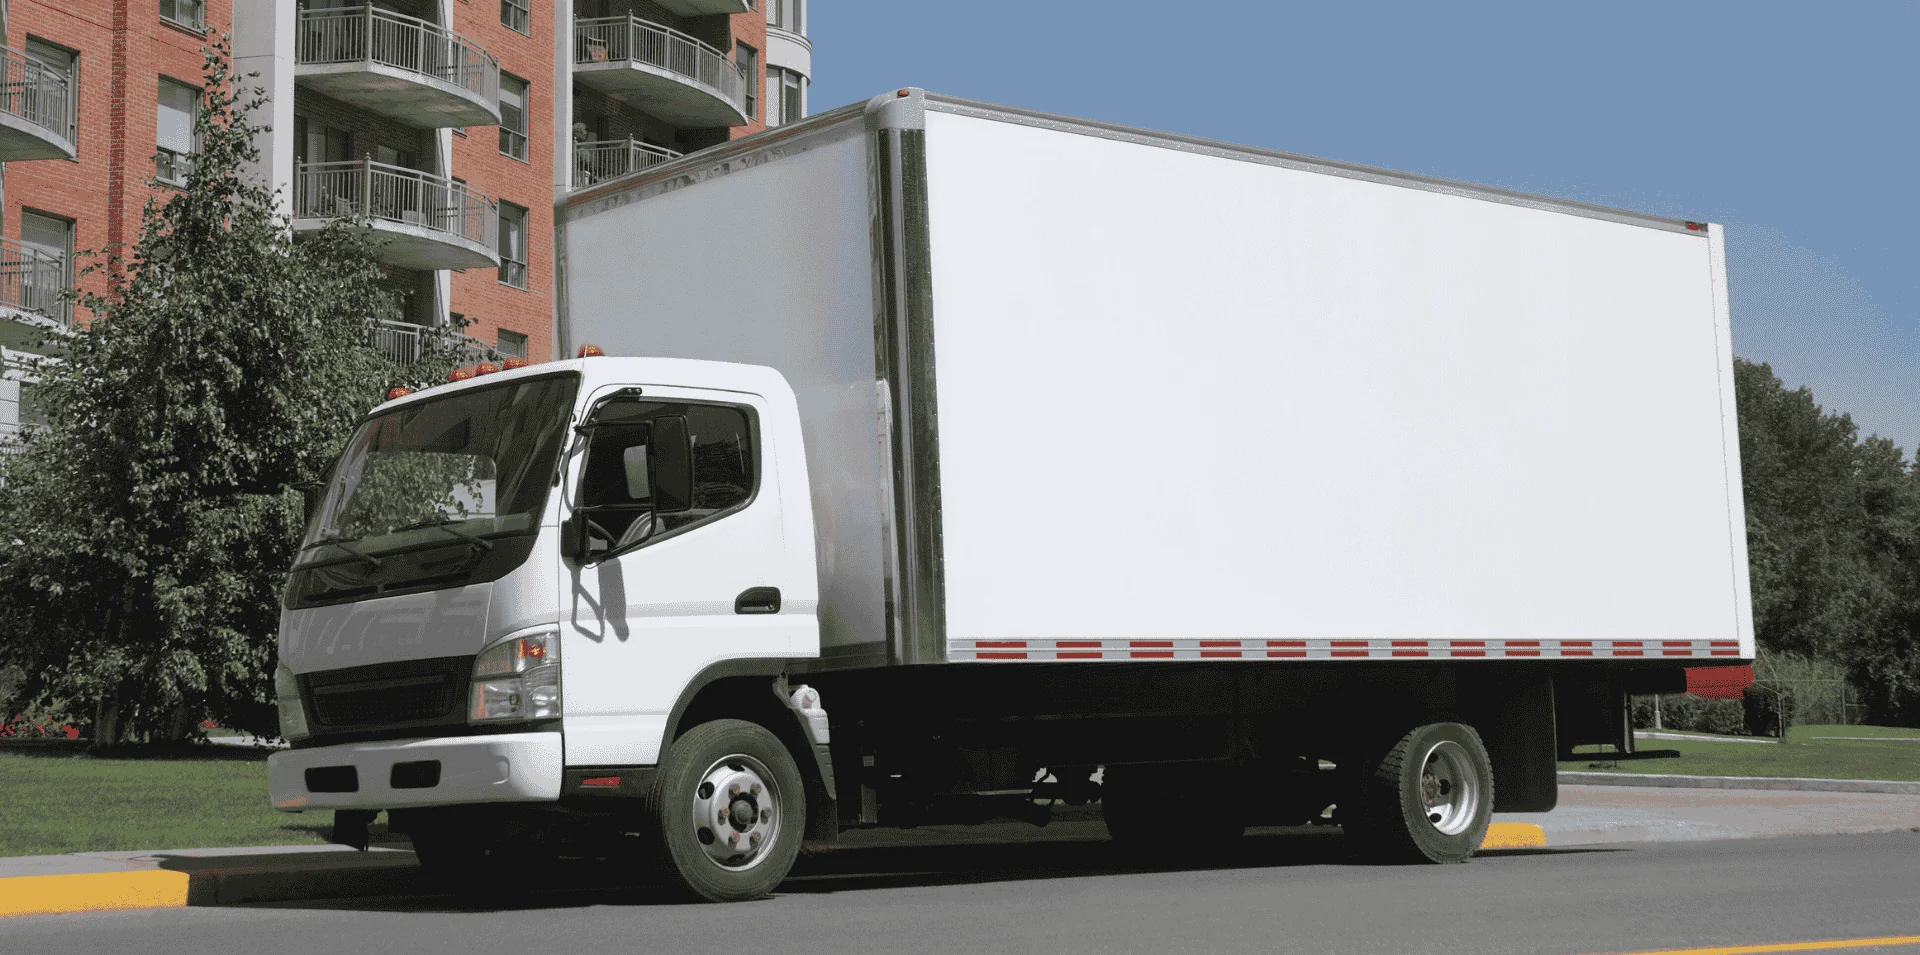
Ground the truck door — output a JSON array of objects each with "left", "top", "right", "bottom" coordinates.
[{"left": 559, "top": 386, "right": 800, "bottom": 766}]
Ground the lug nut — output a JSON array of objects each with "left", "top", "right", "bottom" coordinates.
[
  {"left": 749, "top": 832, "right": 762, "bottom": 846},
  {"left": 750, "top": 783, "right": 761, "bottom": 796},
  {"left": 718, "top": 808, "right": 729, "bottom": 820}
]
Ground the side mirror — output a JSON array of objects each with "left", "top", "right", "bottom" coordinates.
[
  {"left": 648, "top": 414, "right": 694, "bottom": 514},
  {"left": 293, "top": 481, "right": 324, "bottom": 526}
]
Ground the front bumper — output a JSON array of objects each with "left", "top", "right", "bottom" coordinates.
[{"left": 268, "top": 732, "right": 562, "bottom": 811}]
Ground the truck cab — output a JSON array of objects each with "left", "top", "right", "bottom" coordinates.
[{"left": 268, "top": 357, "right": 831, "bottom": 901}]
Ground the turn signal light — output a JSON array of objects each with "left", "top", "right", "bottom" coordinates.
[
  {"left": 473, "top": 362, "right": 500, "bottom": 376},
  {"left": 386, "top": 387, "right": 413, "bottom": 400},
  {"left": 577, "top": 344, "right": 604, "bottom": 358},
  {"left": 502, "top": 357, "right": 529, "bottom": 370},
  {"left": 448, "top": 368, "right": 473, "bottom": 382}
]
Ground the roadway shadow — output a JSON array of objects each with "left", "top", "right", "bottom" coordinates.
[{"left": 245, "top": 820, "right": 1620, "bottom": 914}]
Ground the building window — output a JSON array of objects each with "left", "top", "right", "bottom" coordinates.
[
  {"left": 497, "top": 329, "right": 528, "bottom": 359},
  {"left": 498, "top": 202, "right": 528, "bottom": 289},
  {"left": 765, "top": 68, "right": 805, "bottom": 127},
  {"left": 499, "top": 74, "right": 529, "bottom": 162},
  {"left": 768, "top": 0, "right": 803, "bottom": 34},
  {"left": 19, "top": 210, "right": 74, "bottom": 323},
  {"left": 159, "top": 0, "right": 206, "bottom": 32},
  {"left": 24, "top": 38, "right": 77, "bottom": 149},
  {"left": 156, "top": 78, "right": 198, "bottom": 186},
  {"left": 501, "top": 0, "right": 530, "bottom": 35},
  {"left": 734, "top": 43, "right": 757, "bottom": 120}
]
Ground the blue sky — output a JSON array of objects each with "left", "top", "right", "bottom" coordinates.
[{"left": 810, "top": 1, "right": 1920, "bottom": 454}]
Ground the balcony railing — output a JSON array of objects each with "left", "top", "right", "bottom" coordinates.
[
  {"left": 294, "top": 160, "right": 498, "bottom": 250},
  {"left": 574, "top": 15, "right": 747, "bottom": 116},
  {"left": 297, "top": 5, "right": 499, "bottom": 107},
  {"left": 0, "top": 237, "right": 72, "bottom": 327},
  {"left": 573, "top": 138, "right": 681, "bottom": 188},
  {"left": 373, "top": 318, "right": 425, "bottom": 364},
  {"left": 0, "top": 45, "right": 75, "bottom": 155}
]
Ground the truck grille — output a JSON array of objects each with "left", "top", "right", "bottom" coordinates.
[{"left": 302, "top": 655, "right": 472, "bottom": 730}]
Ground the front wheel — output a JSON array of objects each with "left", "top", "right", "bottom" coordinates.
[
  {"left": 1342, "top": 721, "right": 1494, "bottom": 864},
  {"left": 649, "top": 718, "right": 806, "bottom": 902}
]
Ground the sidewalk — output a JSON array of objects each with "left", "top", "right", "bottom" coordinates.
[{"left": 0, "top": 845, "right": 426, "bottom": 917}]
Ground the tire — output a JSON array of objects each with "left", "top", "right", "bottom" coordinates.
[
  {"left": 648, "top": 718, "right": 806, "bottom": 902},
  {"left": 1342, "top": 721, "right": 1494, "bottom": 864},
  {"left": 1101, "top": 763, "right": 1246, "bottom": 853}
]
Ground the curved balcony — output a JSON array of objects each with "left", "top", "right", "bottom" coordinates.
[
  {"left": 573, "top": 16, "right": 748, "bottom": 128},
  {"left": 572, "top": 138, "right": 681, "bottom": 188},
  {"left": 0, "top": 47, "right": 76, "bottom": 161},
  {"left": 295, "top": 5, "right": 500, "bottom": 129},
  {"left": 0, "top": 237, "right": 74, "bottom": 349},
  {"left": 292, "top": 161, "right": 500, "bottom": 272}
]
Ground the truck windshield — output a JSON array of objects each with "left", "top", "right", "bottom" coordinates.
[{"left": 289, "top": 374, "right": 578, "bottom": 603}]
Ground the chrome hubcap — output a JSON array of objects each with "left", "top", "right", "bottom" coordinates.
[
  {"left": 1417, "top": 740, "right": 1480, "bottom": 836},
  {"left": 691, "top": 754, "right": 781, "bottom": 870}
]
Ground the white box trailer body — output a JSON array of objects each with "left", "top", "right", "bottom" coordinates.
[
  {"left": 267, "top": 90, "right": 1754, "bottom": 900},
  {"left": 560, "top": 90, "right": 1754, "bottom": 670}
]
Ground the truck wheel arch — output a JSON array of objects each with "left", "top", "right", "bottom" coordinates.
[{"left": 663, "top": 659, "right": 838, "bottom": 841}]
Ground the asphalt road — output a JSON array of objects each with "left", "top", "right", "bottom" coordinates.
[{"left": 6, "top": 826, "right": 1920, "bottom": 955}]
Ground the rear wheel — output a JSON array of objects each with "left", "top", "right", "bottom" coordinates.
[
  {"left": 1342, "top": 721, "right": 1493, "bottom": 863},
  {"left": 649, "top": 718, "right": 806, "bottom": 902},
  {"left": 1101, "top": 763, "right": 1247, "bottom": 853}
]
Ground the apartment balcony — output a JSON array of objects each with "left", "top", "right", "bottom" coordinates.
[
  {"left": 572, "top": 138, "right": 681, "bottom": 188},
  {"left": 295, "top": 5, "right": 500, "bottom": 129},
  {"left": 653, "top": 0, "right": 751, "bottom": 13},
  {"left": 573, "top": 16, "right": 749, "bottom": 128},
  {"left": 0, "top": 46, "right": 76, "bottom": 161},
  {"left": 0, "top": 237, "right": 74, "bottom": 350},
  {"left": 292, "top": 161, "right": 500, "bottom": 272}
]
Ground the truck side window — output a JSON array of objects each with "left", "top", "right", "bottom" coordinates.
[{"left": 578, "top": 400, "right": 757, "bottom": 556}]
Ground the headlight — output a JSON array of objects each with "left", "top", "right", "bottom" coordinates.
[
  {"left": 470, "top": 626, "right": 562, "bottom": 722},
  {"left": 275, "top": 664, "right": 310, "bottom": 741}
]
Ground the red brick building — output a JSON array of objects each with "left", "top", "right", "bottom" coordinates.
[{"left": 0, "top": 0, "right": 812, "bottom": 445}]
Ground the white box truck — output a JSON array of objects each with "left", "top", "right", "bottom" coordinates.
[{"left": 267, "top": 89, "right": 1754, "bottom": 901}]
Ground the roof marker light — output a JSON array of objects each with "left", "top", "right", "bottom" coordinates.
[
  {"left": 473, "top": 362, "right": 500, "bottom": 376},
  {"left": 1685, "top": 221, "right": 1707, "bottom": 231},
  {"left": 449, "top": 368, "right": 473, "bottom": 382},
  {"left": 577, "top": 344, "right": 605, "bottom": 358},
  {"left": 386, "top": 387, "right": 414, "bottom": 401},
  {"left": 502, "top": 357, "right": 529, "bottom": 370}
]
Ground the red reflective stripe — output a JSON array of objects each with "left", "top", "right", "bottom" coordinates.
[
  {"left": 1056, "top": 641, "right": 1101, "bottom": 648},
  {"left": 1450, "top": 650, "right": 1486, "bottom": 657},
  {"left": 1391, "top": 650, "right": 1428, "bottom": 657},
  {"left": 1392, "top": 640, "right": 1427, "bottom": 647},
  {"left": 978, "top": 652, "right": 1026, "bottom": 660},
  {"left": 1268, "top": 650, "right": 1307, "bottom": 658},
  {"left": 1562, "top": 650, "right": 1593, "bottom": 657},
  {"left": 1332, "top": 650, "right": 1368, "bottom": 657},
  {"left": 1331, "top": 641, "right": 1368, "bottom": 648},
  {"left": 1131, "top": 641, "right": 1173, "bottom": 648},
  {"left": 1663, "top": 641, "right": 1692, "bottom": 647},
  {"left": 1451, "top": 641, "right": 1485, "bottom": 648},
  {"left": 1057, "top": 652, "right": 1102, "bottom": 660},
  {"left": 1507, "top": 641, "right": 1540, "bottom": 647},
  {"left": 1711, "top": 650, "right": 1740, "bottom": 656},
  {"left": 1612, "top": 650, "right": 1645, "bottom": 657},
  {"left": 1199, "top": 641, "right": 1240, "bottom": 648},
  {"left": 1614, "top": 641, "right": 1644, "bottom": 647},
  {"left": 1200, "top": 651, "right": 1242, "bottom": 658},
  {"left": 1131, "top": 651, "right": 1174, "bottom": 659},
  {"left": 1506, "top": 650, "right": 1541, "bottom": 657},
  {"left": 1711, "top": 641, "right": 1739, "bottom": 648},
  {"left": 1564, "top": 641, "right": 1593, "bottom": 647},
  {"left": 976, "top": 641, "right": 1026, "bottom": 649},
  {"left": 580, "top": 776, "right": 621, "bottom": 788},
  {"left": 1268, "top": 640, "right": 1306, "bottom": 648},
  {"left": 1662, "top": 650, "right": 1694, "bottom": 656}
]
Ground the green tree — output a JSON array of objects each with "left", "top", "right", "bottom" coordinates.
[
  {"left": 1734, "top": 358, "right": 1920, "bottom": 722},
  {"left": 0, "top": 41, "right": 472, "bottom": 745}
]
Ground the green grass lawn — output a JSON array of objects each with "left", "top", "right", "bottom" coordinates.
[
  {"left": 0, "top": 746, "right": 331, "bottom": 858},
  {"left": 1562, "top": 724, "right": 1920, "bottom": 781}
]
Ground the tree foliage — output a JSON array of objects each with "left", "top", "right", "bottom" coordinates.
[
  {"left": 1735, "top": 358, "right": 1920, "bottom": 723},
  {"left": 0, "top": 41, "right": 473, "bottom": 745}
]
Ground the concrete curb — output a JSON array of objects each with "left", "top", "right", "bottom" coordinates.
[
  {"left": 0, "top": 847, "right": 428, "bottom": 919},
  {"left": 1559, "top": 771, "right": 1920, "bottom": 795}
]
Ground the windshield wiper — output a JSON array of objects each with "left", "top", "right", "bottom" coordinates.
[
  {"left": 317, "top": 538, "right": 382, "bottom": 571},
  {"left": 394, "top": 518, "right": 496, "bottom": 554}
]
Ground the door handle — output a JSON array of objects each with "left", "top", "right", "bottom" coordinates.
[{"left": 735, "top": 587, "right": 781, "bottom": 615}]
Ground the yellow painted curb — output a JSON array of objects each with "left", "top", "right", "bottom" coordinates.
[
  {"left": 0, "top": 870, "right": 190, "bottom": 918},
  {"left": 1479, "top": 822, "right": 1547, "bottom": 850}
]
